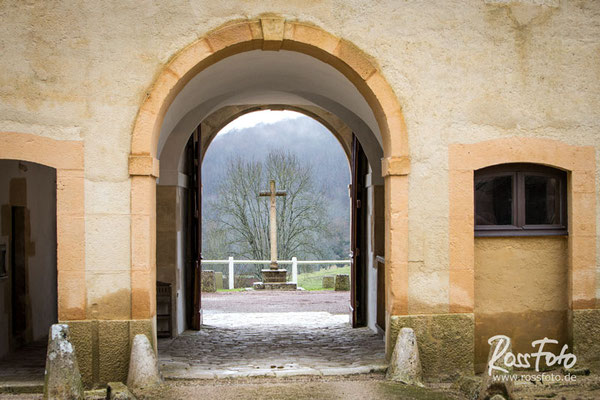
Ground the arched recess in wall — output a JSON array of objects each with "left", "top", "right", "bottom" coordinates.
[
  {"left": 128, "top": 17, "right": 410, "bottom": 325},
  {"left": 448, "top": 137, "right": 597, "bottom": 370},
  {"left": 0, "top": 132, "right": 86, "bottom": 322}
]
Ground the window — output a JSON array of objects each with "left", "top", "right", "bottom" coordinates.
[{"left": 474, "top": 164, "right": 567, "bottom": 236}]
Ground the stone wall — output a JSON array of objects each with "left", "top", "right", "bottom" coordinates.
[{"left": 0, "top": 0, "right": 598, "bottom": 381}]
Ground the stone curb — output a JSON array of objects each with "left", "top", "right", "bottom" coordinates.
[{"left": 162, "top": 364, "right": 388, "bottom": 380}]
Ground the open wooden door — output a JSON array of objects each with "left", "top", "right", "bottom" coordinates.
[
  {"left": 190, "top": 126, "right": 202, "bottom": 330},
  {"left": 350, "top": 134, "right": 368, "bottom": 328}
]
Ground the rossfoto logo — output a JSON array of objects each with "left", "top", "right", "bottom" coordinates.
[{"left": 487, "top": 335, "right": 577, "bottom": 376}]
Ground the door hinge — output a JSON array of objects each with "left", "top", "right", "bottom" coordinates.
[{"left": 356, "top": 199, "right": 361, "bottom": 209}]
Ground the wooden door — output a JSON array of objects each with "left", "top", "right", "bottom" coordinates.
[
  {"left": 350, "top": 134, "right": 368, "bottom": 327},
  {"left": 190, "top": 126, "right": 202, "bottom": 330}
]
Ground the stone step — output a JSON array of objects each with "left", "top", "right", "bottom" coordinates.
[{"left": 0, "top": 381, "right": 44, "bottom": 394}]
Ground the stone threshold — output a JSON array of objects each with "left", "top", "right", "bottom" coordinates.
[
  {"left": 0, "top": 381, "right": 44, "bottom": 394},
  {"left": 162, "top": 364, "right": 388, "bottom": 380}
]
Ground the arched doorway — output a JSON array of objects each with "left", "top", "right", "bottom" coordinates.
[
  {"left": 128, "top": 17, "right": 410, "bottom": 357},
  {"left": 0, "top": 159, "right": 57, "bottom": 384},
  {"left": 156, "top": 109, "right": 389, "bottom": 377},
  {"left": 0, "top": 132, "right": 85, "bottom": 385}
]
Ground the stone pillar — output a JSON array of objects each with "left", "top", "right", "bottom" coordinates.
[
  {"left": 214, "top": 271, "right": 224, "bottom": 290},
  {"left": 384, "top": 173, "right": 409, "bottom": 358},
  {"left": 334, "top": 274, "right": 350, "bottom": 291},
  {"left": 201, "top": 270, "right": 216, "bottom": 292},
  {"left": 131, "top": 175, "right": 157, "bottom": 321},
  {"left": 322, "top": 276, "right": 334, "bottom": 289}
]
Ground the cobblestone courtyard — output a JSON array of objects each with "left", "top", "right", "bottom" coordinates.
[{"left": 158, "top": 291, "right": 386, "bottom": 379}]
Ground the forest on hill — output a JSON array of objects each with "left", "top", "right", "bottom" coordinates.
[{"left": 201, "top": 114, "right": 351, "bottom": 270}]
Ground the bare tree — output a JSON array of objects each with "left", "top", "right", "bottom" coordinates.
[{"left": 207, "top": 150, "right": 332, "bottom": 275}]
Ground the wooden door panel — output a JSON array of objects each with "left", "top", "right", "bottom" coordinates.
[
  {"left": 191, "top": 126, "right": 202, "bottom": 330},
  {"left": 350, "top": 134, "right": 368, "bottom": 328}
]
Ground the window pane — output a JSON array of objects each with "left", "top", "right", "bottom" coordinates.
[
  {"left": 475, "top": 175, "right": 513, "bottom": 225},
  {"left": 525, "top": 175, "right": 560, "bottom": 225}
]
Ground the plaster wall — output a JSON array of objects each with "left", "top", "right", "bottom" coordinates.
[
  {"left": 474, "top": 236, "right": 569, "bottom": 372},
  {"left": 0, "top": 160, "right": 57, "bottom": 359}
]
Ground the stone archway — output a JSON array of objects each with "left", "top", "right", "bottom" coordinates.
[
  {"left": 158, "top": 104, "right": 354, "bottom": 186},
  {"left": 128, "top": 17, "right": 410, "bottom": 353}
]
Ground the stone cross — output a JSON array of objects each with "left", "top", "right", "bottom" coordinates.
[{"left": 259, "top": 180, "right": 286, "bottom": 269}]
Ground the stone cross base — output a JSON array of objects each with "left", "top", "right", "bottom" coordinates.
[
  {"left": 261, "top": 269, "right": 288, "bottom": 283},
  {"left": 253, "top": 282, "right": 298, "bottom": 290},
  {"left": 253, "top": 269, "right": 297, "bottom": 290}
]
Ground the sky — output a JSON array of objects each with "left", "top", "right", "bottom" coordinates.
[{"left": 217, "top": 110, "right": 303, "bottom": 136}]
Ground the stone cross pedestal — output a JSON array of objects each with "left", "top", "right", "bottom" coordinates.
[{"left": 254, "top": 180, "right": 297, "bottom": 290}]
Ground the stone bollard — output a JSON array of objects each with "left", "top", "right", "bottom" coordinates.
[
  {"left": 478, "top": 336, "right": 514, "bottom": 400},
  {"left": 334, "top": 274, "right": 350, "bottom": 291},
  {"left": 201, "top": 270, "right": 216, "bottom": 292},
  {"left": 107, "top": 382, "right": 137, "bottom": 400},
  {"left": 127, "top": 334, "right": 161, "bottom": 391},
  {"left": 214, "top": 271, "right": 224, "bottom": 290},
  {"left": 43, "top": 324, "right": 84, "bottom": 400},
  {"left": 322, "top": 275, "right": 334, "bottom": 289},
  {"left": 386, "top": 327, "right": 424, "bottom": 386}
]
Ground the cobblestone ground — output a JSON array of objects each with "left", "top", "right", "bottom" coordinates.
[{"left": 159, "top": 311, "right": 386, "bottom": 379}]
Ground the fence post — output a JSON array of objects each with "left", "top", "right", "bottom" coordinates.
[
  {"left": 228, "top": 256, "right": 234, "bottom": 289},
  {"left": 292, "top": 257, "right": 298, "bottom": 284}
]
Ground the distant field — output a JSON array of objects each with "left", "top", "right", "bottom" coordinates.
[{"left": 297, "top": 265, "right": 351, "bottom": 291}]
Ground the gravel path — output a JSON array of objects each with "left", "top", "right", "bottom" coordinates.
[{"left": 202, "top": 290, "right": 350, "bottom": 314}]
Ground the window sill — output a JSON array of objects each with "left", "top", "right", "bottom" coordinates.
[{"left": 475, "top": 230, "right": 568, "bottom": 237}]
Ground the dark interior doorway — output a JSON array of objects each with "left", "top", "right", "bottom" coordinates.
[{"left": 0, "top": 160, "right": 58, "bottom": 384}]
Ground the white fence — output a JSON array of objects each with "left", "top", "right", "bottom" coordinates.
[{"left": 202, "top": 258, "right": 351, "bottom": 289}]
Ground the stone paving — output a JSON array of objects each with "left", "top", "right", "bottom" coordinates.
[
  {"left": 0, "top": 340, "right": 46, "bottom": 390},
  {"left": 159, "top": 311, "right": 387, "bottom": 380}
]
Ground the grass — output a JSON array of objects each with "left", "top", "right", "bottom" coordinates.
[
  {"left": 213, "top": 265, "right": 351, "bottom": 291},
  {"left": 297, "top": 265, "right": 350, "bottom": 290}
]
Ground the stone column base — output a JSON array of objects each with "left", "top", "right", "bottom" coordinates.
[
  {"left": 387, "top": 313, "right": 474, "bottom": 381},
  {"left": 573, "top": 309, "right": 600, "bottom": 366},
  {"left": 62, "top": 318, "right": 155, "bottom": 387},
  {"left": 253, "top": 282, "right": 297, "bottom": 290},
  {"left": 261, "top": 269, "right": 288, "bottom": 283}
]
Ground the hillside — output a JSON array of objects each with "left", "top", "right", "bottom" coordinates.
[{"left": 201, "top": 114, "right": 351, "bottom": 261}]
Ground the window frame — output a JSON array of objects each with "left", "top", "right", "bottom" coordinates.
[{"left": 474, "top": 163, "right": 568, "bottom": 237}]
